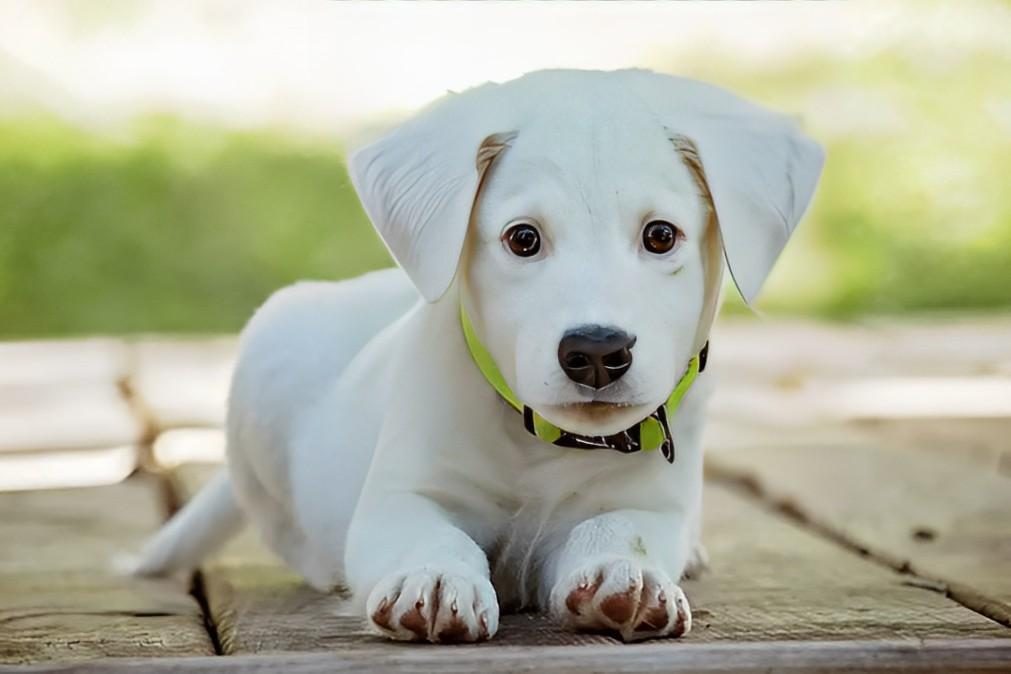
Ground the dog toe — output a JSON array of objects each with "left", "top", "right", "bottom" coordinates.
[
  {"left": 366, "top": 568, "right": 498, "bottom": 643},
  {"left": 551, "top": 558, "right": 690, "bottom": 642}
]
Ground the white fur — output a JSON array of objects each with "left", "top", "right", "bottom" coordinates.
[{"left": 136, "top": 69, "right": 822, "bottom": 643}]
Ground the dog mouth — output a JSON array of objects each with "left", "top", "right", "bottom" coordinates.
[
  {"left": 559, "top": 401, "right": 638, "bottom": 421},
  {"left": 538, "top": 399, "right": 656, "bottom": 434}
]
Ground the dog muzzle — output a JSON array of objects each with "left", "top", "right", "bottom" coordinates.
[{"left": 460, "top": 306, "right": 707, "bottom": 464}]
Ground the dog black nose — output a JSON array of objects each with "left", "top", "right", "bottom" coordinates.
[{"left": 557, "top": 326, "right": 637, "bottom": 389}]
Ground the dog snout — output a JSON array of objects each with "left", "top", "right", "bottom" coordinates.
[{"left": 557, "top": 326, "right": 637, "bottom": 389}]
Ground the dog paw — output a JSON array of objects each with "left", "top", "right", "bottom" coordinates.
[
  {"left": 549, "top": 557, "right": 690, "bottom": 642},
  {"left": 366, "top": 567, "right": 499, "bottom": 643}
]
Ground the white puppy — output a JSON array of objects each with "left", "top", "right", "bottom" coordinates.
[{"left": 136, "top": 69, "right": 823, "bottom": 643}]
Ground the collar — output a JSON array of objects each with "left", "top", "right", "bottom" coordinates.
[{"left": 460, "top": 306, "right": 707, "bottom": 464}]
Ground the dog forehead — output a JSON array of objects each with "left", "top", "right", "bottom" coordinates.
[
  {"left": 489, "top": 114, "right": 693, "bottom": 205},
  {"left": 473, "top": 71, "right": 707, "bottom": 224}
]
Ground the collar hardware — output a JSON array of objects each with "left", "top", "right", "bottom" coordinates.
[{"left": 461, "top": 306, "right": 706, "bottom": 464}]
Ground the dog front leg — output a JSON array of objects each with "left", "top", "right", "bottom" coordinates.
[
  {"left": 345, "top": 493, "right": 498, "bottom": 643},
  {"left": 544, "top": 509, "right": 693, "bottom": 642}
]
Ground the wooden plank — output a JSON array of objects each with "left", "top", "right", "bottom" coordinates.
[
  {"left": 0, "top": 339, "right": 141, "bottom": 457},
  {"left": 852, "top": 418, "right": 1011, "bottom": 477},
  {"left": 10, "top": 639, "right": 1011, "bottom": 674},
  {"left": 710, "top": 318, "right": 1011, "bottom": 435},
  {"left": 130, "top": 339, "right": 236, "bottom": 430},
  {"left": 713, "top": 316, "right": 1011, "bottom": 381},
  {"left": 705, "top": 415, "right": 1011, "bottom": 480},
  {"left": 707, "top": 441, "right": 1011, "bottom": 627},
  {"left": 0, "top": 475, "right": 215, "bottom": 663},
  {"left": 687, "top": 484, "right": 1008, "bottom": 642},
  {"left": 0, "top": 382, "right": 143, "bottom": 454},
  {"left": 171, "top": 463, "right": 1006, "bottom": 657},
  {"left": 152, "top": 429, "right": 226, "bottom": 469},
  {"left": 0, "top": 446, "right": 136, "bottom": 492},
  {"left": 0, "top": 339, "right": 129, "bottom": 389}
]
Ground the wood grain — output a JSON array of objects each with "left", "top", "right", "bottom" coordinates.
[
  {"left": 707, "top": 441, "right": 1011, "bottom": 627},
  {"left": 171, "top": 463, "right": 1007, "bottom": 656},
  {"left": 0, "top": 475, "right": 215, "bottom": 664},
  {"left": 13, "top": 638, "right": 1011, "bottom": 673}
]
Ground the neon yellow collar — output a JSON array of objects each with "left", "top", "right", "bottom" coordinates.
[{"left": 461, "top": 306, "right": 707, "bottom": 463}]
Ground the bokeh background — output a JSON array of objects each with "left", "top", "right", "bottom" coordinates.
[{"left": 2, "top": 0, "right": 1010, "bottom": 336}]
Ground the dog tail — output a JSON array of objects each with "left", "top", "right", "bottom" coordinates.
[{"left": 132, "top": 469, "right": 244, "bottom": 577}]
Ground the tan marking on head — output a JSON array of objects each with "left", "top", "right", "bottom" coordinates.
[
  {"left": 671, "top": 134, "right": 725, "bottom": 352},
  {"left": 476, "top": 132, "right": 517, "bottom": 173},
  {"left": 461, "top": 132, "right": 518, "bottom": 284}
]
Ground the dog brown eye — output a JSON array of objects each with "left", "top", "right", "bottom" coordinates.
[
  {"left": 503, "top": 223, "right": 541, "bottom": 258},
  {"left": 642, "top": 220, "right": 681, "bottom": 255}
]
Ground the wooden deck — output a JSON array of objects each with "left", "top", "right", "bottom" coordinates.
[{"left": 1, "top": 317, "right": 1009, "bottom": 672}]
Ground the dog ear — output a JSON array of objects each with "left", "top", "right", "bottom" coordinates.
[
  {"left": 626, "top": 72, "right": 824, "bottom": 304},
  {"left": 348, "top": 87, "right": 514, "bottom": 302}
]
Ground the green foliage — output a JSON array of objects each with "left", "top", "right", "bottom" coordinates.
[
  {"left": 2, "top": 48, "right": 1010, "bottom": 336},
  {"left": 694, "top": 51, "right": 1011, "bottom": 317},
  {"left": 0, "top": 119, "right": 390, "bottom": 336}
]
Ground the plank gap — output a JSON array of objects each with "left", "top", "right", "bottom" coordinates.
[
  {"left": 191, "top": 571, "right": 226, "bottom": 656},
  {"left": 704, "top": 460, "right": 1011, "bottom": 629},
  {"left": 148, "top": 464, "right": 227, "bottom": 656}
]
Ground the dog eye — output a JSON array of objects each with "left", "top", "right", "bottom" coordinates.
[
  {"left": 502, "top": 223, "right": 542, "bottom": 258},
  {"left": 642, "top": 220, "right": 682, "bottom": 255}
]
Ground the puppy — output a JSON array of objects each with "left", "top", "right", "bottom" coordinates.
[{"left": 136, "top": 69, "right": 823, "bottom": 643}]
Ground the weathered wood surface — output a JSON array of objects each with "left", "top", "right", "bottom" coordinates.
[
  {"left": 13, "top": 639, "right": 1011, "bottom": 674},
  {"left": 171, "top": 464, "right": 1007, "bottom": 656},
  {"left": 712, "top": 316, "right": 1011, "bottom": 379},
  {"left": 852, "top": 417, "right": 1011, "bottom": 477},
  {"left": 707, "top": 442, "right": 1011, "bottom": 627},
  {"left": 0, "top": 476, "right": 215, "bottom": 664},
  {"left": 130, "top": 339, "right": 236, "bottom": 430},
  {"left": 152, "top": 429, "right": 226, "bottom": 469},
  {"left": 0, "top": 339, "right": 130, "bottom": 389},
  {"left": 2, "top": 318, "right": 1010, "bottom": 670},
  {"left": 0, "top": 446, "right": 137, "bottom": 493},
  {"left": 0, "top": 382, "right": 142, "bottom": 455},
  {"left": 0, "top": 339, "right": 141, "bottom": 455},
  {"left": 710, "top": 317, "right": 1011, "bottom": 430}
]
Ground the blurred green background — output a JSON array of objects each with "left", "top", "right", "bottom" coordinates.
[{"left": 2, "top": 2, "right": 1009, "bottom": 337}]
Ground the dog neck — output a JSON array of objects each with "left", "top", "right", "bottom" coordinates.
[{"left": 459, "top": 304, "right": 707, "bottom": 464}]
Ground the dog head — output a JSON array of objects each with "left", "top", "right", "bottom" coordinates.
[{"left": 350, "top": 70, "right": 823, "bottom": 435}]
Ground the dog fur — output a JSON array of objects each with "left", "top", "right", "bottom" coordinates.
[{"left": 135, "top": 69, "right": 823, "bottom": 643}]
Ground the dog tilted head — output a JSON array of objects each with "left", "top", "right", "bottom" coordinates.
[{"left": 349, "top": 69, "right": 823, "bottom": 435}]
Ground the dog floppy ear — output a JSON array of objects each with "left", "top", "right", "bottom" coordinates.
[
  {"left": 348, "top": 86, "right": 514, "bottom": 302},
  {"left": 626, "top": 72, "right": 824, "bottom": 304}
]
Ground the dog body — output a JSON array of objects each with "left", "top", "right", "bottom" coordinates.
[{"left": 137, "top": 69, "right": 822, "bottom": 643}]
